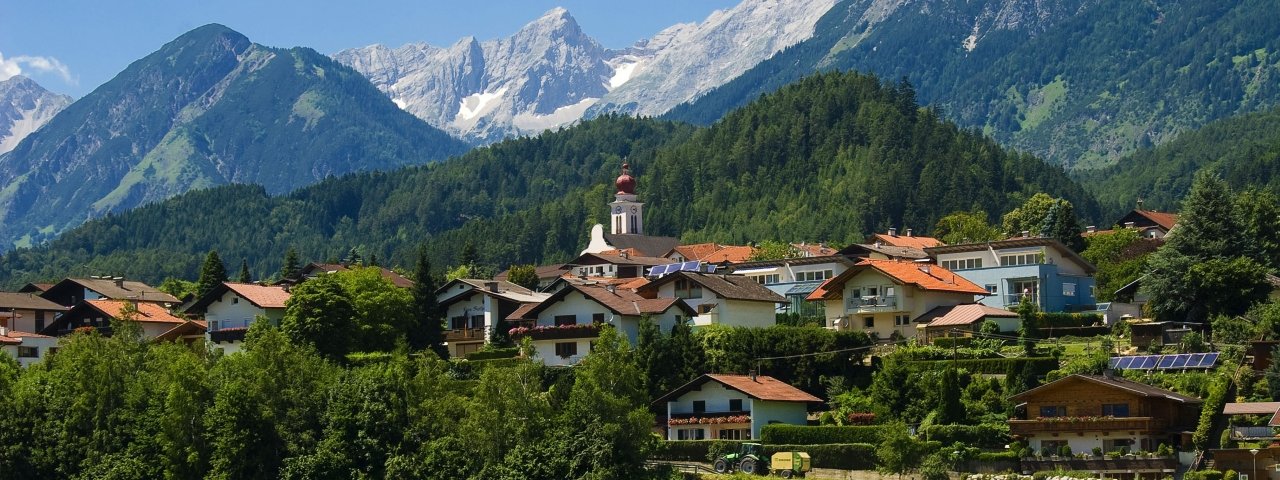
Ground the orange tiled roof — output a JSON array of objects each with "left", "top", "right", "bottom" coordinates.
[
  {"left": 870, "top": 233, "right": 944, "bottom": 249},
  {"left": 87, "top": 299, "right": 186, "bottom": 324},
  {"left": 0, "top": 330, "right": 50, "bottom": 345},
  {"left": 808, "top": 259, "right": 988, "bottom": 301},
  {"left": 673, "top": 243, "right": 723, "bottom": 261},
  {"left": 1134, "top": 210, "right": 1179, "bottom": 231},
  {"left": 918, "top": 304, "right": 1018, "bottom": 327},
  {"left": 702, "top": 245, "right": 756, "bottom": 263},
  {"left": 225, "top": 283, "right": 291, "bottom": 309},
  {"left": 709, "top": 374, "right": 823, "bottom": 402},
  {"left": 792, "top": 243, "right": 839, "bottom": 257}
]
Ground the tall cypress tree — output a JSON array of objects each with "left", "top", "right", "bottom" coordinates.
[
  {"left": 410, "top": 244, "right": 447, "bottom": 357},
  {"left": 281, "top": 247, "right": 300, "bottom": 280},
  {"left": 197, "top": 250, "right": 228, "bottom": 298},
  {"left": 237, "top": 259, "right": 251, "bottom": 283}
]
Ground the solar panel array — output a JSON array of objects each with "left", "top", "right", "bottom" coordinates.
[
  {"left": 648, "top": 261, "right": 709, "bottom": 277},
  {"left": 1107, "top": 353, "right": 1219, "bottom": 371}
]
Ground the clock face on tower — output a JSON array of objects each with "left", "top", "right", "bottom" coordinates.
[
  {"left": 631, "top": 206, "right": 638, "bottom": 213},
  {"left": 614, "top": 206, "right": 623, "bottom": 214}
]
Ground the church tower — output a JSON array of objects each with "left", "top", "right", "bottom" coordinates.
[{"left": 609, "top": 163, "right": 643, "bottom": 235}]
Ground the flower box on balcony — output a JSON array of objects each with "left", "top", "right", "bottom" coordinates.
[{"left": 509, "top": 323, "right": 602, "bottom": 341}]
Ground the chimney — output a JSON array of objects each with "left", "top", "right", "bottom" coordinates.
[
  {"left": 1086, "top": 225, "right": 1096, "bottom": 233},
  {"left": 1124, "top": 222, "right": 1136, "bottom": 229},
  {"left": 0, "top": 326, "right": 7, "bottom": 337},
  {"left": 919, "top": 265, "right": 932, "bottom": 275},
  {"left": 1020, "top": 230, "right": 1030, "bottom": 238},
  {"left": 750, "top": 369, "right": 757, "bottom": 382},
  {"left": 619, "top": 250, "right": 629, "bottom": 259},
  {"left": 1136, "top": 198, "right": 1144, "bottom": 210},
  {"left": 113, "top": 276, "right": 125, "bottom": 288},
  {"left": 485, "top": 281, "right": 499, "bottom": 293},
  {"left": 606, "top": 284, "right": 616, "bottom": 294},
  {"left": 905, "top": 228, "right": 913, "bottom": 237},
  {"left": 888, "top": 227, "right": 898, "bottom": 236}
]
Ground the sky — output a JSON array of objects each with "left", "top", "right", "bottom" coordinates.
[{"left": 0, "top": 0, "right": 739, "bottom": 98}]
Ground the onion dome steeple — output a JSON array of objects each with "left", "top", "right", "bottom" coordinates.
[{"left": 615, "top": 163, "right": 636, "bottom": 195}]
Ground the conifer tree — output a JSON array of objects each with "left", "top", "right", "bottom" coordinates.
[
  {"left": 237, "top": 259, "right": 251, "bottom": 283},
  {"left": 281, "top": 247, "right": 300, "bottom": 280},
  {"left": 410, "top": 244, "right": 447, "bottom": 357},
  {"left": 197, "top": 251, "right": 228, "bottom": 298}
]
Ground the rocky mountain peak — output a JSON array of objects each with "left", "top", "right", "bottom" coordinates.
[{"left": 0, "top": 75, "right": 73, "bottom": 155}]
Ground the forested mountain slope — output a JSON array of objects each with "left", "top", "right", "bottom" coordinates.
[
  {"left": 0, "top": 72, "right": 1095, "bottom": 287},
  {"left": 0, "top": 24, "right": 469, "bottom": 248},
  {"left": 1079, "top": 107, "right": 1280, "bottom": 219},
  {"left": 664, "top": 0, "right": 1280, "bottom": 170}
]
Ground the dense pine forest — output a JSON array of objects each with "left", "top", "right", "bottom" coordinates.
[{"left": 0, "top": 72, "right": 1095, "bottom": 287}]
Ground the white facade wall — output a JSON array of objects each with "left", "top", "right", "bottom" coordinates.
[
  {"left": 823, "top": 269, "right": 977, "bottom": 340},
  {"left": 653, "top": 281, "right": 777, "bottom": 329},
  {"left": 2, "top": 336, "right": 58, "bottom": 367},
  {"left": 1027, "top": 432, "right": 1154, "bottom": 456},
  {"left": 529, "top": 290, "right": 681, "bottom": 365},
  {"left": 205, "top": 290, "right": 283, "bottom": 331}
]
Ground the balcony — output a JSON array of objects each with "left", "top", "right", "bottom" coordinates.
[
  {"left": 1230, "top": 426, "right": 1277, "bottom": 440},
  {"left": 509, "top": 323, "right": 602, "bottom": 341},
  {"left": 846, "top": 295, "right": 898, "bottom": 313},
  {"left": 209, "top": 328, "right": 247, "bottom": 343},
  {"left": 445, "top": 327, "right": 486, "bottom": 343},
  {"left": 1004, "top": 293, "right": 1040, "bottom": 308},
  {"left": 1009, "top": 416, "right": 1166, "bottom": 435}
]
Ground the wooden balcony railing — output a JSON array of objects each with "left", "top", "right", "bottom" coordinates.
[
  {"left": 445, "top": 327, "right": 485, "bottom": 342},
  {"left": 1009, "top": 416, "right": 1165, "bottom": 435}
]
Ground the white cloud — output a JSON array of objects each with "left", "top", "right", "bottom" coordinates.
[{"left": 0, "top": 51, "right": 76, "bottom": 85}]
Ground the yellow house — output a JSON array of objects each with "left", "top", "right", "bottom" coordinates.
[{"left": 807, "top": 259, "right": 989, "bottom": 341}]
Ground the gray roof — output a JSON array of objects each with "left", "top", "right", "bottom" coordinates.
[
  {"left": 57, "top": 278, "right": 179, "bottom": 303},
  {"left": 601, "top": 233, "right": 680, "bottom": 258},
  {"left": 640, "top": 271, "right": 787, "bottom": 303},
  {"left": 0, "top": 292, "right": 68, "bottom": 311}
]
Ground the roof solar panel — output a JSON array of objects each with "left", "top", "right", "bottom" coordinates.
[
  {"left": 1170, "top": 354, "right": 1190, "bottom": 369},
  {"left": 682, "top": 261, "right": 700, "bottom": 272},
  {"left": 1157, "top": 355, "right": 1177, "bottom": 369},
  {"left": 1116, "top": 357, "right": 1135, "bottom": 369},
  {"left": 1202, "top": 352, "right": 1220, "bottom": 368},
  {"left": 703, "top": 264, "right": 718, "bottom": 273},
  {"left": 1108, "top": 357, "right": 1121, "bottom": 369},
  {"left": 649, "top": 265, "right": 668, "bottom": 276}
]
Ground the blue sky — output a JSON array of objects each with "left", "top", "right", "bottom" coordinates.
[{"left": 0, "top": 0, "right": 739, "bottom": 97}]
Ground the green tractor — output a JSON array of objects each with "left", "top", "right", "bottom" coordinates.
[{"left": 713, "top": 443, "right": 766, "bottom": 475}]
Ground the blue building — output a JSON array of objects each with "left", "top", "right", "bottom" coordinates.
[{"left": 923, "top": 237, "right": 1097, "bottom": 313}]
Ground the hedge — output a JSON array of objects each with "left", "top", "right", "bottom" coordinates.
[
  {"left": 919, "top": 424, "right": 1009, "bottom": 448},
  {"left": 760, "top": 425, "right": 883, "bottom": 445},
  {"left": 908, "top": 357, "right": 1059, "bottom": 375},
  {"left": 1042, "top": 326, "right": 1110, "bottom": 338},
  {"left": 464, "top": 348, "right": 519, "bottom": 361},
  {"left": 651, "top": 441, "right": 876, "bottom": 470},
  {"left": 1038, "top": 313, "right": 1103, "bottom": 329},
  {"left": 1185, "top": 471, "right": 1225, "bottom": 480},
  {"left": 976, "top": 451, "right": 1020, "bottom": 462}
]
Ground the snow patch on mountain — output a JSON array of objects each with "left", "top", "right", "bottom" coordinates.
[
  {"left": 456, "top": 87, "right": 507, "bottom": 122},
  {"left": 0, "top": 76, "right": 72, "bottom": 155}
]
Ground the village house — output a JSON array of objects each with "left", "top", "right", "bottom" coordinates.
[
  {"left": 285, "top": 262, "right": 415, "bottom": 288},
  {"left": 565, "top": 251, "right": 672, "bottom": 279},
  {"left": 916, "top": 303, "right": 1020, "bottom": 343},
  {"left": 185, "top": 282, "right": 291, "bottom": 354},
  {"left": 0, "top": 327, "right": 58, "bottom": 367},
  {"left": 655, "top": 373, "right": 821, "bottom": 441},
  {"left": 728, "top": 255, "right": 854, "bottom": 317},
  {"left": 925, "top": 237, "right": 1097, "bottom": 314},
  {"left": 1009, "top": 374, "right": 1200, "bottom": 470},
  {"left": 38, "top": 276, "right": 179, "bottom": 307},
  {"left": 636, "top": 270, "right": 785, "bottom": 329},
  {"left": 0, "top": 292, "right": 69, "bottom": 334},
  {"left": 1214, "top": 402, "right": 1280, "bottom": 480},
  {"left": 493, "top": 263, "right": 568, "bottom": 291},
  {"left": 507, "top": 278, "right": 694, "bottom": 366},
  {"left": 42, "top": 299, "right": 189, "bottom": 339},
  {"left": 436, "top": 278, "right": 550, "bottom": 357},
  {"left": 808, "top": 259, "right": 989, "bottom": 340},
  {"left": 1084, "top": 207, "right": 1179, "bottom": 240}
]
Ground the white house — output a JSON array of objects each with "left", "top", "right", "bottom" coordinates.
[
  {"left": 42, "top": 299, "right": 188, "bottom": 340},
  {"left": 436, "top": 279, "right": 550, "bottom": 358},
  {"left": 807, "top": 259, "right": 990, "bottom": 341},
  {"left": 186, "top": 282, "right": 291, "bottom": 355},
  {"left": 0, "top": 292, "right": 68, "bottom": 335},
  {"left": 728, "top": 255, "right": 856, "bottom": 317},
  {"left": 0, "top": 327, "right": 58, "bottom": 367},
  {"left": 655, "top": 374, "right": 821, "bottom": 441},
  {"left": 507, "top": 279, "right": 694, "bottom": 366},
  {"left": 637, "top": 271, "right": 785, "bottom": 329}
]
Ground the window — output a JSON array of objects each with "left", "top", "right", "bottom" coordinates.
[
  {"left": 751, "top": 274, "right": 780, "bottom": 285},
  {"left": 210, "top": 320, "right": 220, "bottom": 331},
  {"left": 941, "top": 258, "right": 983, "bottom": 270},
  {"left": 554, "top": 315, "right": 577, "bottom": 326},
  {"left": 17, "top": 346, "right": 38, "bottom": 358},
  {"left": 729, "top": 399, "right": 743, "bottom": 411},
  {"left": 451, "top": 316, "right": 467, "bottom": 330},
  {"left": 36, "top": 311, "right": 46, "bottom": 332},
  {"left": 1039, "top": 405, "right": 1067, "bottom": 418},
  {"left": 863, "top": 316, "right": 875, "bottom": 328},
  {"left": 675, "top": 279, "right": 703, "bottom": 299},
  {"left": 1063, "top": 282, "right": 1077, "bottom": 297},
  {"left": 1012, "top": 280, "right": 1039, "bottom": 302},
  {"left": 232, "top": 297, "right": 239, "bottom": 304},
  {"left": 698, "top": 303, "right": 716, "bottom": 314},
  {"left": 985, "top": 284, "right": 998, "bottom": 294},
  {"left": 719, "top": 428, "right": 750, "bottom": 440},
  {"left": 1041, "top": 440, "right": 1068, "bottom": 453},
  {"left": 592, "top": 313, "right": 606, "bottom": 324},
  {"left": 470, "top": 315, "right": 484, "bottom": 329},
  {"left": 693, "top": 401, "right": 706, "bottom": 413},
  {"left": 1000, "top": 253, "right": 1040, "bottom": 266},
  {"left": 894, "top": 315, "right": 911, "bottom": 326},
  {"left": 798, "top": 270, "right": 834, "bottom": 281},
  {"left": 863, "top": 286, "right": 879, "bottom": 297},
  {"left": 1102, "top": 403, "right": 1130, "bottom": 417},
  {"left": 677, "top": 428, "right": 706, "bottom": 440},
  {"left": 554, "top": 342, "right": 578, "bottom": 358}
]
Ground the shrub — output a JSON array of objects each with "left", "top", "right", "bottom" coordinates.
[
  {"left": 976, "top": 451, "right": 1020, "bottom": 462},
  {"left": 933, "top": 337, "right": 974, "bottom": 349},
  {"left": 1038, "top": 313, "right": 1104, "bottom": 329},
  {"left": 918, "top": 424, "right": 1009, "bottom": 448},
  {"left": 1185, "top": 470, "right": 1225, "bottom": 480},
  {"left": 760, "top": 425, "right": 883, "bottom": 445},
  {"left": 650, "top": 440, "right": 744, "bottom": 462},
  {"left": 909, "top": 357, "right": 1059, "bottom": 375},
  {"left": 464, "top": 348, "right": 519, "bottom": 361}
]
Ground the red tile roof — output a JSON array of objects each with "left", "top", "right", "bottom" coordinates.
[
  {"left": 703, "top": 245, "right": 756, "bottom": 263},
  {"left": 792, "top": 243, "right": 839, "bottom": 257},
  {"left": 808, "top": 259, "right": 988, "bottom": 301},
  {"left": 87, "top": 300, "right": 186, "bottom": 324},
  {"left": 154, "top": 320, "right": 208, "bottom": 342},
  {"left": 673, "top": 243, "right": 723, "bottom": 261},
  {"left": 917, "top": 304, "right": 1018, "bottom": 327},
  {"left": 0, "top": 329, "right": 49, "bottom": 345},
  {"left": 869, "top": 233, "right": 944, "bottom": 249},
  {"left": 1134, "top": 210, "right": 1179, "bottom": 231},
  {"left": 654, "top": 374, "right": 822, "bottom": 404},
  {"left": 225, "top": 283, "right": 291, "bottom": 309}
]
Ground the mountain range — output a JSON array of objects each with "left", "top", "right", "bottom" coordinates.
[
  {"left": 0, "top": 76, "right": 71, "bottom": 155},
  {"left": 334, "top": 0, "right": 835, "bottom": 144},
  {"left": 0, "top": 24, "right": 469, "bottom": 248}
]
